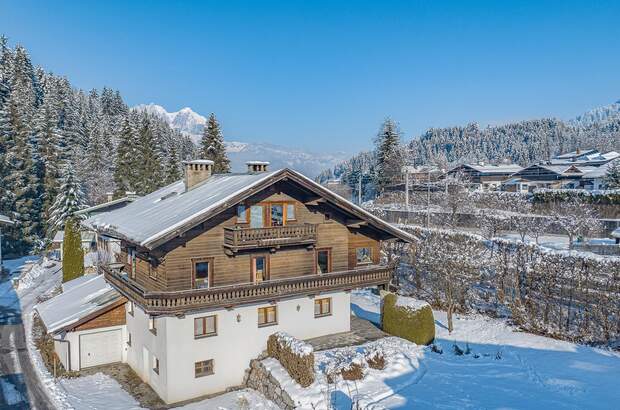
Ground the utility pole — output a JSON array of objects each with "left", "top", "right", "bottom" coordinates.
[
  {"left": 426, "top": 168, "right": 431, "bottom": 228},
  {"left": 358, "top": 174, "right": 362, "bottom": 205}
]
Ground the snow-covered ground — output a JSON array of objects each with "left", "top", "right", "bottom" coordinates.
[{"left": 350, "top": 290, "right": 620, "bottom": 409}]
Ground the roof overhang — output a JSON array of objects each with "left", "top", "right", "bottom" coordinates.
[{"left": 97, "top": 169, "right": 417, "bottom": 250}]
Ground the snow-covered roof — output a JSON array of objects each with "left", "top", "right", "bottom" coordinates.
[
  {"left": 0, "top": 214, "right": 14, "bottom": 225},
  {"left": 52, "top": 230, "right": 97, "bottom": 243},
  {"left": 452, "top": 164, "right": 522, "bottom": 174},
  {"left": 581, "top": 162, "right": 613, "bottom": 179},
  {"left": 84, "top": 169, "right": 416, "bottom": 249},
  {"left": 553, "top": 149, "right": 598, "bottom": 160},
  {"left": 36, "top": 274, "right": 124, "bottom": 334},
  {"left": 611, "top": 227, "right": 620, "bottom": 239},
  {"left": 74, "top": 195, "right": 138, "bottom": 216}
]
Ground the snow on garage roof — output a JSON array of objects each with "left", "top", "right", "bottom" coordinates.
[
  {"left": 83, "top": 168, "right": 416, "bottom": 249},
  {"left": 35, "top": 274, "right": 124, "bottom": 334}
]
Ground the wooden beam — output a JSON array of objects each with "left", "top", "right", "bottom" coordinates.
[{"left": 304, "top": 198, "right": 326, "bottom": 206}]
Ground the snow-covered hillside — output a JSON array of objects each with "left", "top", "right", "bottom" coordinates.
[
  {"left": 570, "top": 100, "right": 620, "bottom": 127},
  {"left": 133, "top": 104, "right": 348, "bottom": 177}
]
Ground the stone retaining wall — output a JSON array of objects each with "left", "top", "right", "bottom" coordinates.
[{"left": 244, "top": 357, "right": 296, "bottom": 410}]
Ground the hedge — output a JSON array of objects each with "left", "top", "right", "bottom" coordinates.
[{"left": 382, "top": 293, "right": 435, "bottom": 345}]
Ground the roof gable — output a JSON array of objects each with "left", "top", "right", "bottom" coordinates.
[{"left": 84, "top": 169, "right": 415, "bottom": 249}]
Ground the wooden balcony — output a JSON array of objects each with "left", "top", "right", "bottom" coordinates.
[
  {"left": 103, "top": 264, "right": 393, "bottom": 315},
  {"left": 223, "top": 223, "right": 318, "bottom": 253}
]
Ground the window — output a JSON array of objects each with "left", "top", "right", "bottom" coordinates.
[
  {"left": 149, "top": 317, "right": 157, "bottom": 335},
  {"left": 194, "top": 315, "right": 217, "bottom": 338},
  {"left": 193, "top": 259, "right": 211, "bottom": 289},
  {"left": 250, "top": 205, "right": 264, "bottom": 228},
  {"left": 286, "top": 203, "right": 296, "bottom": 221},
  {"left": 270, "top": 204, "right": 284, "bottom": 226},
  {"left": 258, "top": 306, "right": 277, "bottom": 327},
  {"left": 127, "top": 333, "right": 132, "bottom": 347},
  {"left": 252, "top": 255, "right": 268, "bottom": 282},
  {"left": 195, "top": 359, "right": 214, "bottom": 378},
  {"left": 356, "top": 247, "right": 373, "bottom": 265},
  {"left": 127, "top": 301, "right": 134, "bottom": 316},
  {"left": 316, "top": 249, "right": 331, "bottom": 274},
  {"left": 153, "top": 356, "right": 159, "bottom": 374},
  {"left": 314, "top": 297, "right": 332, "bottom": 317},
  {"left": 237, "top": 204, "right": 248, "bottom": 223}
]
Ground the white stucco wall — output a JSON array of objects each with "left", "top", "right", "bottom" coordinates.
[
  {"left": 126, "top": 291, "right": 350, "bottom": 404},
  {"left": 55, "top": 324, "right": 127, "bottom": 371}
]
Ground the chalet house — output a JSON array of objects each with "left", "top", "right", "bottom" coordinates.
[
  {"left": 509, "top": 164, "right": 598, "bottom": 190},
  {"left": 83, "top": 160, "right": 413, "bottom": 404},
  {"left": 446, "top": 163, "right": 523, "bottom": 190},
  {"left": 550, "top": 149, "right": 619, "bottom": 167}
]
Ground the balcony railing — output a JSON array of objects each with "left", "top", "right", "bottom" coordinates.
[
  {"left": 104, "top": 264, "right": 393, "bottom": 315},
  {"left": 223, "top": 223, "right": 318, "bottom": 252}
]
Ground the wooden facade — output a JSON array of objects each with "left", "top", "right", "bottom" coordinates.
[{"left": 105, "top": 177, "right": 403, "bottom": 315}]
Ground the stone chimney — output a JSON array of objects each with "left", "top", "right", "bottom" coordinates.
[
  {"left": 246, "top": 161, "right": 270, "bottom": 174},
  {"left": 184, "top": 160, "right": 214, "bottom": 190}
]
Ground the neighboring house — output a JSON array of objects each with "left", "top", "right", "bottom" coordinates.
[
  {"left": 83, "top": 160, "right": 413, "bottom": 404},
  {"left": 579, "top": 161, "right": 615, "bottom": 190},
  {"left": 550, "top": 148, "right": 620, "bottom": 167},
  {"left": 510, "top": 164, "right": 599, "bottom": 190},
  {"left": 50, "top": 230, "right": 97, "bottom": 261},
  {"left": 446, "top": 163, "right": 523, "bottom": 191},
  {"left": 321, "top": 179, "right": 353, "bottom": 201},
  {"left": 35, "top": 274, "right": 127, "bottom": 371}
]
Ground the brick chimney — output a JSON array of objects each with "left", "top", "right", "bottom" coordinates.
[
  {"left": 246, "top": 161, "right": 270, "bottom": 174},
  {"left": 184, "top": 160, "right": 214, "bottom": 190}
]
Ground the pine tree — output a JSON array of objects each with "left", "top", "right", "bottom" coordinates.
[
  {"left": 62, "top": 218, "right": 84, "bottom": 282},
  {"left": 48, "top": 162, "right": 87, "bottom": 233},
  {"left": 134, "top": 114, "right": 163, "bottom": 195},
  {"left": 113, "top": 115, "right": 138, "bottom": 197},
  {"left": 164, "top": 142, "right": 182, "bottom": 184},
  {"left": 200, "top": 113, "right": 230, "bottom": 173},
  {"left": 374, "top": 118, "right": 404, "bottom": 192},
  {"left": 604, "top": 160, "right": 620, "bottom": 189}
]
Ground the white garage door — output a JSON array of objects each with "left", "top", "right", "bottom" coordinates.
[{"left": 80, "top": 329, "right": 122, "bottom": 369}]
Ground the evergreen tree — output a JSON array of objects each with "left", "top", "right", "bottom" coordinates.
[
  {"left": 200, "top": 113, "right": 230, "bottom": 173},
  {"left": 164, "top": 142, "right": 182, "bottom": 184},
  {"left": 134, "top": 114, "right": 163, "bottom": 195},
  {"left": 604, "top": 160, "right": 620, "bottom": 189},
  {"left": 113, "top": 115, "right": 138, "bottom": 196},
  {"left": 62, "top": 218, "right": 84, "bottom": 282},
  {"left": 48, "top": 162, "right": 87, "bottom": 233},
  {"left": 374, "top": 118, "right": 404, "bottom": 192}
]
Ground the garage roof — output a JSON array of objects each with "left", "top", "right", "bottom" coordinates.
[{"left": 35, "top": 274, "right": 124, "bottom": 334}]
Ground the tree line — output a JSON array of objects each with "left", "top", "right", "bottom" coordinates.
[{"left": 0, "top": 36, "right": 230, "bottom": 256}]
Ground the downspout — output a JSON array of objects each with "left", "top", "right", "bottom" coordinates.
[{"left": 51, "top": 335, "right": 71, "bottom": 373}]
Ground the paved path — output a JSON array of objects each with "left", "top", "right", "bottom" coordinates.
[
  {"left": 0, "top": 264, "right": 57, "bottom": 409},
  {"left": 305, "top": 315, "right": 387, "bottom": 351}
]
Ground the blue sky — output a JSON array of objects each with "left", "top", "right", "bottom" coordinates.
[{"left": 2, "top": 1, "right": 619, "bottom": 153}]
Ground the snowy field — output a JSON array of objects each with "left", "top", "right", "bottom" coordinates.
[{"left": 351, "top": 290, "right": 620, "bottom": 409}]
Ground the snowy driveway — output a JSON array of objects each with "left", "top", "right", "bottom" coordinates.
[{"left": 0, "top": 257, "right": 59, "bottom": 409}]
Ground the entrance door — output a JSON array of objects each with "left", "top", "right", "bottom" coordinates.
[
  {"left": 316, "top": 249, "right": 331, "bottom": 274},
  {"left": 270, "top": 204, "right": 284, "bottom": 226},
  {"left": 252, "top": 255, "right": 268, "bottom": 283},
  {"left": 250, "top": 205, "right": 264, "bottom": 228},
  {"left": 193, "top": 259, "right": 211, "bottom": 289}
]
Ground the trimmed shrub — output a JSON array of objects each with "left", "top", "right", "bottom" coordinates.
[
  {"left": 382, "top": 293, "right": 435, "bottom": 345},
  {"left": 267, "top": 332, "right": 314, "bottom": 387},
  {"left": 340, "top": 362, "right": 365, "bottom": 381}
]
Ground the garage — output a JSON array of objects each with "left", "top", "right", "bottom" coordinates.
[{"left": 80, "top": 329, "right": 123, "bottom": 368}]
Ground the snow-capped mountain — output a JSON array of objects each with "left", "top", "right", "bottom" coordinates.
[
  {"left": 134, "top": 103, "right": 207, "bottom": 136},
  {"left": 570, "top": 100, "right": 620, "bottom": 127},
  {"left": 132, "top": 104, "right": 348, "bottom": 177}
]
